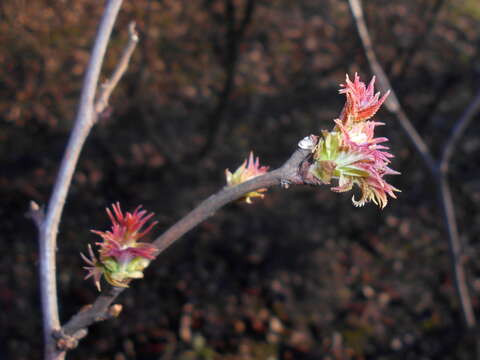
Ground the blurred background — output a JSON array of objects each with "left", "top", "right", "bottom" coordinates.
[{"left": 2, "top": 0, "right": 480, "bottom": 359}]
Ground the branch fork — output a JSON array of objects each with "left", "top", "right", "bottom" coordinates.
[
  {"left": 52, "top": 142, "right": 321, "bottom": 348},
  {"left": 348, "top": 0, "right": 480, "bottom": 328},
  {"left": 33, "top": 1, "right": 139, "bottom": 358}
]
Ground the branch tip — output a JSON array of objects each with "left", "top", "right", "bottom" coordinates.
[
  {"left": 93, "top": 20, "right": 140, "bottom": 118},
  {"left": 128, "top": 21, "right": 139, "bottom": 42},
  {"left": 26, "top": 201, "right": 45, "bottom": 228}
]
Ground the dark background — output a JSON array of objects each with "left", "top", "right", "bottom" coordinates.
[{"left": 2, "top": 0, "right": 480, "bottom": 359}]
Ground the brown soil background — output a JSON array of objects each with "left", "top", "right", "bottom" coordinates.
[{"left": 2, "top": 1, "right": 480, "bottom": 359}]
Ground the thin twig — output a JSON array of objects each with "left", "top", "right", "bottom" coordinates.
[
  {"left": 94, "top": 22, "right": 139, "bottom": 116},
  {"left": 26, "top": 201, "right": 44, "bottom": 229},
  {"left": 59, "top": 146, "right": 313, "bottom": 343},
  {"left": 438, "top": 88, "right": 480, "bottom": 328},
  {"left": 347, "top": 0, "right": 437, "bottom": 175},
  {"left": 61, "top": 287, "right": 125, "bottom": 341},
  {"left": 348, "top": 0, "right": 477, "bottom": 329},
  {"left": 36, "top": 1, "right": 133, "bottom": 358},
  {"left": 441, "top": 88, "right": 480, "bottom": 173},
  {"left": 437, "top": 175, "right": 476, "bottom": 327},
  {"left": 153, "top": 147, "right": 308, "bottom": 253}
]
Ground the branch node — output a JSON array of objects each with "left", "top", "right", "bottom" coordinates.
[
  {"left": 280, "top": 179, "right": 291, "bottom": 189},
  {"left": 26, "top": 201, "right": 45, "bottom": 229},
  {"left": 109, "top": 304, "right": 123, "bottom": 318},
  {"left": 92, "top": 303, "right": 123, "bottom": 322},
  {"left": 53, "top": 329, "right": 88, "bottom": 351},
  {"left": 297, "top": 160, "right": 324, "bottom": 186},
  {"left": 93, "top": 21, "right": 140, "bottom": 121},
  {"left": 60, "top": 146, "right": 318, "bottom": 343},
  {"left": 128, "top": 21, "right": 139, "bottom": 43}
]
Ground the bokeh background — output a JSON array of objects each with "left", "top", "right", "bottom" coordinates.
[{"left": 2, "top": 0, "right": 480, "bottom": 359}]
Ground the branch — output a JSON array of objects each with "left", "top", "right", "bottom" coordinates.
[
  {"left": 347, "top": 0, "right": 437, "bottom": 175},
  {"left": 437, "top": 89, "right": 480, "bottom": 329},
  {"left": 348, "top": 0, "right": 477, "bottom": 329},
  {"left": 59, "top": 146, "right": 314, "bottom": 342},
  {"left": 34, "top": 1, "right": 138, "bottom": 358},
  {"left": 441, "top": 88, "right": 480, "bottom": 173},
  {"left": 59, "top": 287, "right": 125, "bottom": 346},
  {"left": 437, "top": 176, "right": 476, "bottom": 328},
  {"left": 153, "top": 147, "right": 309, "bottom": 253},
  {"left": 94, "top": 22, "right": 139, "bottom": 116},
  {"left": 26, "top": 201, "right": 44, "bottom": 230}
]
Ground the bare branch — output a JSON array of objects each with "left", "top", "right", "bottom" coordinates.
[
  {"left": 348, "top": 0, "right": 477, "bottom": 329},
  {"left": 94, "top": 22, "right": 139, "bottom": 116},
  {"left": 441, "top": 88, "right": 480, "bottom": 173},
  {"left": 61, "top": 287, "right": 125, "bottom": 338},
  {"left": 347, "top": 0, "right": 437, "bottom": 175},
  {"left": 438, "top": 88, "right": 480, "bottom": 329},
  {"left": 26, "top": 201, "right": 44, "bottom": 229},
  {"left": 36, "top": 1, "right": 130, "bottom": 358},
  {"left": 59, "top": 146, "right": 314, "bottom": 343},
  {"left": 437, "top": 176, "right": 476, "bottom": 328}
]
